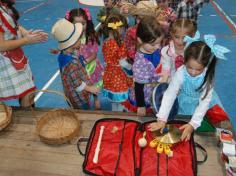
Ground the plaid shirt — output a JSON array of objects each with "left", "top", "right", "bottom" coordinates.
[{"left": 176, "top": 0, "right": 209, "bottom": 21}]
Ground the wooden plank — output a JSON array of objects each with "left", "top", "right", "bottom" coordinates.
[
  {"left": 194, "top": 134, "right": 225, "bottom": 175},
  {"left": 0, "top": 138, "right": 78, "bottom": 155},
  {"left": 0, "top": 167, "right": 69, "bottom": 176},
  {"left": 0, "top": 157, "right": 81, "bottom": 176},
  {"left": 0, "top": 147, "right": 82, "bottom": 166},
  {"left": 0, "top": 108, "right": 231, "bottom": 175}
]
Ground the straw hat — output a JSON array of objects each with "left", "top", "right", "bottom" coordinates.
[
  {"left": 128, "top": 1, "right": 160, "bottom": 17},
  {"left": 51, "top": 18, "right": 83, "bottom": 50}
]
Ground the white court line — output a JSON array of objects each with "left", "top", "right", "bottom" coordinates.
[
  {"left": 34, "top": 22, "right": 101, "bottom": 102},
  {"left": 211, "top": 1, "right": 236, "bottom": 30},
  {"left": 21, "top": 1, "right": 47, "bottom": 14},
  {"left": 18, "top": 0, "right": 44, "bottom": 2},
  {"left": 210, "top": 14, "right": 217, "bottom": 16}
]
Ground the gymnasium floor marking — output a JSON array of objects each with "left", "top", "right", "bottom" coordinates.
[
  {"left": 210, "top": 0, "right": 236, "bottom": 34},
  {"left": 21, "top": 1, "right": 49, "bottom": 15}
]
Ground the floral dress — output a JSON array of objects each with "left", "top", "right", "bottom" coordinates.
[
  {"left": 0, "top": 6, "right": 36, "bottom": 101},
  {"left": 124, "top": 25, "right": 137, "bottom": 61},
  {"left": 102, "top": 39, "right": 132, "bottom": 102},
  {"left": 122, "top": 50, "right": 162, "bottom": 112},
  {"left": 77, "top": 39, "right": 104, "bottom": 88}
]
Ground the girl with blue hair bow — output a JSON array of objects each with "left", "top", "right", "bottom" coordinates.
[{"left": 148, "top": 34, "right": 230, "bottom": 141}]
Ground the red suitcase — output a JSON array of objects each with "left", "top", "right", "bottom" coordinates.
[{"left": 78, "top": 119, "right": 207, "bottom": 176}]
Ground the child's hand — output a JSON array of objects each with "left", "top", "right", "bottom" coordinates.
[
  {"left": 137, "top": 107, "right": 146, "bottom": 116},
  {"left": 147, "top": 120, "right": 166, "bottom": 132},
  {"left": 87, "top": 86, "right": 101, "bottom": 95},
  {"left": 24, "top": 31, "right": 48, "bottom": 44},
  {"left": 179, "top": 124, "right": 194, "bottom": 141}
]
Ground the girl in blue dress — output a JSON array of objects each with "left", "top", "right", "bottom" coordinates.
[{"left": 148, "top": 35, "right": 230, "bottom": 141}]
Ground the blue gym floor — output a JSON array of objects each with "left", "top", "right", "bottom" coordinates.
[{"left": 4, "top": 0, "right": 236, "bottom": 130}]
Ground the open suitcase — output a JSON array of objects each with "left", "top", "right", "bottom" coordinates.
[{"left": 78, "top": 118, "right": 207, "bottom": 176}]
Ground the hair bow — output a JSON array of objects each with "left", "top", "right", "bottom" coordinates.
[
  {"left": 183, "top": 30, "right": 201, "bottom": 47},
  {"left": 108, "top": 21, "right": 123, "bottom": 30},
  {"left": 203, "top": 35, "right": 230, "bottom": 60},
  {"left": 65, "top": 10, "right": 70, "bottom": 20},
  {"left": 84, "top": 8, "right": 92, "bottom": 21}
]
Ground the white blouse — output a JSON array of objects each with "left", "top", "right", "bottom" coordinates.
[{"left": 156, "top": 66, "right": 213, "bottom": 129}]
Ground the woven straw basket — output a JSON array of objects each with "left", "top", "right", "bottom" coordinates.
[
  {"left": 32, "top": 90, "right": 80, "bottom": 145},
  {"left": 0, "top": 103, "right": 12, "bottom": 131}
]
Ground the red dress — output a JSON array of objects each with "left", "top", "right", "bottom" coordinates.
[{"left": 102, "top": 39, "right": 132, "bottom": 102}]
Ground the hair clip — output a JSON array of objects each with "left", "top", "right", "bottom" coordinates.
[
  {"left": 65, "top": 10, "right": 70, "bottom": 20},
  {"left": 84, "top": 8, "right": 92, "bottom": 21},
  {"left": 107, "top": 21, "right": 123, "bottom": 29}
]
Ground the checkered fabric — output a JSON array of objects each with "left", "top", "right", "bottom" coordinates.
[
  {"left": 176, "top": 0, "right": 209, "bottom": 21},
  {"left": 60, "top": 57, "right": 92, "bottom": 108},
  {"left": 0, "top": 7, "right": 36, "bottom": 100}
]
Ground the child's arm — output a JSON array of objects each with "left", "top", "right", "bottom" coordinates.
[
  {"left": 189, "top": 88, "right": 213, "bottom": 129},
  {"left": 0, "top": 30, "right": 47, "bottom": 51},
  {"left": 157, "top": 67, "right": 183, "bottom": 122},
  {"left": 148, "top": 68, "right": 183, "bottom": 131},
  {"left": 159, "top": 46, "right": 172, "bottom": 83},
  {"left": 71, "top": 70, "right": 100, "bottom": 94},
  {"left": 75, "top": 81, "right": 100, "bottom": 94}
]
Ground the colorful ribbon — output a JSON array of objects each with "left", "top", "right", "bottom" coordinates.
[
  {"left": 184, "top": 31, "right": 230, "bottom": 60},
  {"left": 203, "top": 35, "right": 230, "bottom": 60},
  {"left": 108, "top": 21, "right": 123, "bottom": 30},
  {"left": 84, "top": 8, "right": 92, "bottom": 21},
  {"left": 65, "top": 10, "right": 70, "bottom": 20}
]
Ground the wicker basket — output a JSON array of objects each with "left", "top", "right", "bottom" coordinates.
[
  {"left": 33, "top": 90, "right": 80, "bottom": 145},
  {"left": 0, "top": 103, "right": 12, "bottom": 131}
]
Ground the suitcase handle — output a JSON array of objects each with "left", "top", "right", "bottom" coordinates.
[
  {"left": 77, "top": 137, "right": 89, "bottom": 156},
  {"left": 195, "top": 142, "right": 208, "bottom": 164}
]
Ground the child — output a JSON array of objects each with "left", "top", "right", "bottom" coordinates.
[
  {"left": 124, "top": 0, "right": 159, "bottom": 62},
  {"left": 97, "top": 0, "right": 120, "bottom": 22},
  {"left": 176, "top": 0, "right": 209, "bottom": 22},
  {"left": 155, "top": 0, "right": 177, "bottom": 34},
  {"left": 0, "top": 0, "right": 48, "bottom": 107},
  {"left": 51, "top": 19, "right": 100, "bottom": 109},
  {"left": 66, "top": 8, "right": 104, "bottom": 109},
  {"left": 102, "top": 13, "right": 132, "bottom": 111},
  {"left": 161, "top": 18, "right": 197, "bottom": 82},
  {"left": 148, "top": 36, "right": 230, "bottom": 141},
  {"left": 124, "top": 16, "right": 164, "bottom": 116}
]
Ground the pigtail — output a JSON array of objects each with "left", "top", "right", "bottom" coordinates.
[
  {"left": 85, "top": 15, "right": 100, "bottom": 45},
  {"left": 198, "top": 55, "right": 217, "bottom": 99}
]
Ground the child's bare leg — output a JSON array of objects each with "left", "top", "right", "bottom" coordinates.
[
  {"left": 94, "top": 94, "right": 101, "bottom": 110},
  {"left": 137, "top": 107, "right": 146, "bottom": 116},
  {"left": 19, "top": 92, "right": 35, "bottom": 108}
]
